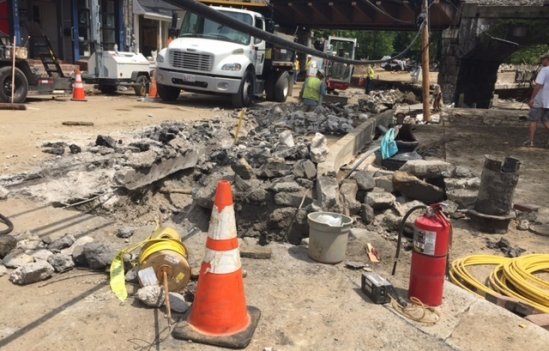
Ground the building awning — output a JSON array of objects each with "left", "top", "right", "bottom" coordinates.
[{"left": 133, "top": 0, "right": 182, "bottom": 22}]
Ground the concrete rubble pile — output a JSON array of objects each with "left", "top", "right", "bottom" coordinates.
[
  {"left": 358, "top": 89, "right": 412, "bottom": 114},
  {"left": 248, "top": 102, "right": 369, "bottom": 135},
  {"left": 0, "top": 230, "right": 113, "bottom": 285}
]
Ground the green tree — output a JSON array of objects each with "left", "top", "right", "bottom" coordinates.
[{"left": 508, "top": 44, "right": 549, "bottom": 64}]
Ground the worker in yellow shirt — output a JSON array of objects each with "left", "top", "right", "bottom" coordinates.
[
  {"left": 300, "top": 70, "right": 327, "bottom": 112},
  {"left": 293, "top": 57, "right": 300, "bottom": 84},
  {"left": 364, "top": 64, "right": 375, "bottom": 94}
]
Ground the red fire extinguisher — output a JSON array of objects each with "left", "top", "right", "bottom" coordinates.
[
  {"left": 409, "top": 204, "right": 452, "bottom": 306},
  {"left": 392, "top": 203, "right": 452, "bottom": 307}
]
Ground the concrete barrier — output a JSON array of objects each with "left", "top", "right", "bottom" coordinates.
[{"left": 318, "top": 110, "right": 394, "bottom": 176}]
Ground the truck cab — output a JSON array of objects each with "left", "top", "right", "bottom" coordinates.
[{"left": 155, "top": 6, "right": 293, "bottom": 107}]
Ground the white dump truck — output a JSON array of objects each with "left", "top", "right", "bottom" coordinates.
[{"left": 155, "top": 5, "right": 295, "bottom": 107}]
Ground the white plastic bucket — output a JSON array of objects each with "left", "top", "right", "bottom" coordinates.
[{"left": 307, "top": 212, "right": 353, "bottom": 264}]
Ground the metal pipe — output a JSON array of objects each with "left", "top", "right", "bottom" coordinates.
[
  {"left": 421, "top": 0, "right": 431, "bottom": 123},
  {"left": 11, "top": 36, "right": 16, "bottom": 104},
  {"left": 161, "top": 0, "right": 425, "bottom": 65}
]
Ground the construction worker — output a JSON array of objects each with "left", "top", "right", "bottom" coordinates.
[
  {"left": 293, "top": 57, "right": 300, "bottom": 84},
  {"left": 364, "top": 64, "right": 375, "bottom": 94},
  {"left": 306, "top": 55, "right": 317, "bottom": 77},
  {"left": 300, "top": 69, "right": 327, "bottom": 112}
]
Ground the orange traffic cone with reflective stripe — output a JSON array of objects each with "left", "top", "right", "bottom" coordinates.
[
  {"left": 172, "top": 180, "right": 260, "bottom": 349},
  {"left": 147, "top": 69, "right": 159, "bottom": 100},
  {"left": 71, "top": 68, "right": 87, "bottom": 102}
]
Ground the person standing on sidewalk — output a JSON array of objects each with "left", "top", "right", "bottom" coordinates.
[
  {"left": 300, "top": 70, "right": 327, "bottom": 112},
  {"left": 525, "top": 52, "right": 549, "bottom": 147}
]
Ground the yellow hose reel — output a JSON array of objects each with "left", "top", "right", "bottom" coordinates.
[{"left": 138, "top": 226, "right": 191, "bottom": 292}]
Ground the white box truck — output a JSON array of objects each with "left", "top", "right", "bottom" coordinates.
[{"left": 155, "top": 5, "right": 295, "bottom": 107}]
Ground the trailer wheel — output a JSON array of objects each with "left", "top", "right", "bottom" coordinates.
[
  {"left": 0, "top": 66, "right": 28, "bottom": 103},
  {"left": 157, "top": 83, "right": 180, "bottom": 101},
  {"left": 134, "top": 75, "right": 150, "bottom": 97},
  {"left": 232, "top": 70, "right": 255, "bottom": 108},
  {"left": 273, "top": 71, "right": 291, "bottom": 102}
]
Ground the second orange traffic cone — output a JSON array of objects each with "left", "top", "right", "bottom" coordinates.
[
  {"left": 148, "top": 69, "right": 159, "bottom": 100},
  {"left": 71, "top": 68, "right": 87, "bottom": 102},
  {"left": 172, "top": 180, "right": 260, "bottom": 349}
]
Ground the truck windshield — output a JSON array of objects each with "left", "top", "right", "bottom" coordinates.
[{"left": 179, "top": 11, "right": 252, "bottom": 45}]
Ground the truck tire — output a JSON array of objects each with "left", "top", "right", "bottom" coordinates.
[
  {"left": 134, "top": 75, "right": 150, "bottom": 97},
  {"left": 0, "top": 66, "right": 28, "bottom": 103},
  {"left": 274, "top": 71, "right": 292, "bottom": 102},
  {"left": 265, "top": 74, "right": 275, "bottom": 101},
  {"left": 232, "top": 70, "right": 254, "bottom": 108},
  {"left": 158, "top": 83, "right": 180, "bottom": 101}
]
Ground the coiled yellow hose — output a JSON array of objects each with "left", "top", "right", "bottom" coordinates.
[{"left": 450, "top": 254, "right": 549, "bottom": 313}]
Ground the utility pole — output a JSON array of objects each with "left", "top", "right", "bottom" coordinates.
[{"left": 421, "top": 0, "right": 431, "bottom": 122}]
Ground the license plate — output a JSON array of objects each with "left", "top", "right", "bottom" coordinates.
[{"left": 181, "top": 74, "right": 195, "bottom": 82}]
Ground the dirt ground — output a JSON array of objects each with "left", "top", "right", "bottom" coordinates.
[{"left": 1, "top": 90, "right": 549, "bottom": 350}]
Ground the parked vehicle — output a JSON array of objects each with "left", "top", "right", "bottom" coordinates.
[
  {"left": 0, "top": 32, "right": 71, "bottom": 103},
  {"left": 84, "top": 50, "right": 154, "bottom": 96},
  {"left": 155, "top": 5, "right": 295, "bottom": 107}
]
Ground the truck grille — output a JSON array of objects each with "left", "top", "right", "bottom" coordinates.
[{"left": 169, "top": 50, "right": 213, "bottom": 72}]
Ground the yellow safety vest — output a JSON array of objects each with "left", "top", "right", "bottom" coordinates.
[
  {"left": 294, "top": 60, "right": 300, "bottom": 71},
  {"left": 303, "top": 77, "right": 321, "bottom": 102},
  {"left": 368, "top": 67, "right": 375, "bottom": 79}
]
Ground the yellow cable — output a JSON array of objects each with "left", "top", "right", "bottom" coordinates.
[
  {"left": 139, "top": 239, "right": 188, "bottom": 266},
  {"left": 450, "top": 254, "right": 549, "bottom": 314}
]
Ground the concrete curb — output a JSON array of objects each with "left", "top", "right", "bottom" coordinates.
[
  {"left": 317, "top": 110, "right": 394, "bottom": 176},
  {"left": 443, "top": 108, "right": 529, "bottom": 128}
]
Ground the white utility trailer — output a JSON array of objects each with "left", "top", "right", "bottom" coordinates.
[{"left": 84, "top": 50, "right": 155, "bottom": 96}]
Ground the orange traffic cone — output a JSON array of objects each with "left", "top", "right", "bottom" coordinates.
[
  {"left": 172, "top": 180, "right": 260, "bottom": 349},
  {"left": 147, "top": 70, "right": 159, "bottom": 100},
  {"left": 71, "top": 68, "right": 87, "bottom": 102}
]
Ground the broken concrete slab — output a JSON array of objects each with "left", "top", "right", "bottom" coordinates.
[
  {"left": 3, "top": 249, "right": 34, "bottom": 268},
  {"left": 47, "top": 253, "right": 75, "bottom": 273},
  {"left": 375, "top": 176, "right": 394, "bottom": 193},
  {"left": 310, "top": 133, "right": 328, "bottom": 163},
  {"left": 316, "top": 176, "right": 341, "bottom": 211},
  {"left": 48, "top": 235, "right": 76, "bottom": 251},
  {"left": 274, "top": 191, "right": 308, "bottom": 207},
  {"left": 231, "top": 158, "right": 254, "bottom": 180},
  {"left": 271, "top": 181, "right": 303, "bottom": 193},
  {"left": 30, "top": 249, "right": 54, "bottom": 261},
  {"left": 293, "top": 159, "right": 317, "bottom": 179},
  {"left": 0, "top": 185, "right": 9, "bottom": 200},
  {"left": 82, "top": 242, "right": 117, "bottom": 270},
  {"left": 124, "top": 150, "right": 158, "bottom": 169},
  {"left": 115, "top": 150, "right": 199, "bottom": 190},
  {"left": 393, "top": 171, "right": 445, "bottom": 204},
  {"left": 340, "top": 179, "right": 360, "bottom": 215},
  {"left": 349, "top": 228, "right": 372, "bottom": 241},
  {"left": 9, "top": 260, "right": 54, "bottom": 285},
  {"left": 136, "top": 285, "right": 165, "bottom": 307},
  {"left": 366, "top": 191, "right": 396, "bottom": 210},
  {"left": 61, "top": 235, "right": 94, "bottom": 258},
  {"left": 400, "top": 159, "right": 454, "bottom": 178},
  {"left": 258, "top": 157, "right": 292, "bottom": 178},
  {"left": 360, "top": 204, "right": 375, "bottom": 224},
  {"left": 446, "top": 189, "right": 478, "bottom": 209},
  {"left": 0, "top": 234, "right": 17, "bottom": 258},
  {"left": 354, "top": 171, "right": 375, "bottom": 191},
  {"left": 240, "top": 245, "right": 272, "bottom": 259}
]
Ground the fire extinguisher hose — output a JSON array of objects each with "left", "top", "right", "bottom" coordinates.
[
  {"left": 391, "top": 205, "right": 427, "bottom": 276},
  {"left": 450, "top": 254, "right": 549, "bottom": 313}
]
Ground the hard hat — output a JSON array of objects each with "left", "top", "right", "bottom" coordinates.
[
  {"left": 307, "top": 54, "right": 312, "bottom": 58},
  {"left": 317, "top": 69, "right": 325, "bottom": 77}
]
